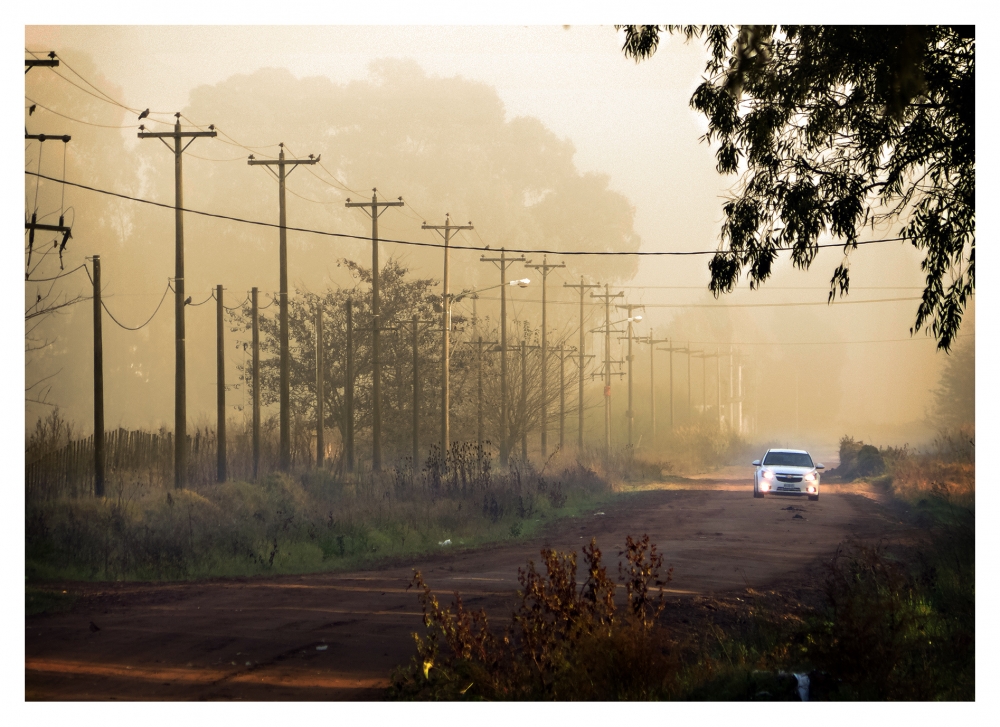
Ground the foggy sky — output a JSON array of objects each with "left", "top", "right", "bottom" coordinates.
[{"left": 23, "top": 25, "right": 965, "bottom": 453}]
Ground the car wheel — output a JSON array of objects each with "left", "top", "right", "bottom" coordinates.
[
  {"left": 754, "top": 487, "right": 764, "bottom": 499},
  {"left": 808, "top": 494, "right": 819, "bottom": 501}
]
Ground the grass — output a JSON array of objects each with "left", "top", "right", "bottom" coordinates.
[
  {"left": 25, "top": 586, "right": 78, "bottom": 617},
  {"left": 25, "top": 443, "right": 620, "bottom": 584}
]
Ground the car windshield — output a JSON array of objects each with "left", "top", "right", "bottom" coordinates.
[{"left": 763, "top": 451, "right": 814, "bottom": 468}]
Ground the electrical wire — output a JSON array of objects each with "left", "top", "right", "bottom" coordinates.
[
  {"left": 83, "top": 265, "right": 171, "bottom": 331},
  {"left": 187, "top": 292, "right": 215, "bottom": 306},
  {"left": 471, "top": 293, "right": 921, "bottom": 309},
  {"left": 223, "top": 293, "right": 251, "bottom": 312},
  {"left": 25, "top": 96, "right": 138, "bottom": 129},
  {"left": 26, "top": 171, "right": 911, "bottom": 258}
]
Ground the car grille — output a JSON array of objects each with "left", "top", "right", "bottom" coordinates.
[{"left": 776, "top": 474, "right": 802, "bottom": 483}]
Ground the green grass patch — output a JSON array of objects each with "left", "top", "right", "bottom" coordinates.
[{"left": 26, "top": 586, "right": 77, "bottom": 617}]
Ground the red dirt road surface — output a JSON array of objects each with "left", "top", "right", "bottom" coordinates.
[{"left": 25, "top": 480, "right": 903, "bottom": 700}]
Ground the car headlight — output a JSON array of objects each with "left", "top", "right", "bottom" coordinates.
[
  {"left": 761, "top": 469, "right": 774, "bottom": 480},
  {"left": 804, "top": 471, "right": 817, "bottom": 481}
]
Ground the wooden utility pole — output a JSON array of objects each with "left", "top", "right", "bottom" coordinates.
[
  {"left": 639, "top": 333, "right": 670, "bottom": 442},
  {"left": 693, "top": 350, "right": 719, "bottom": 423},
  {"left": 345, "top": 299, "right": 355, "bottom": 473},
  {"left": 346, "top": 190, "right": 404, "bottom": 471},
  {"left": 525, "top": 255, "right": 565, "bottom": 457},
  {"left": 716, "top": 348, "right": 722, "bottom": 431},
  {"left": 251, "top": 288, "right": 260, "bottom": 480},
  {"left": 216, "top": 285, "right": 227, "bottom": 483},
  {"left": 480, "top": 249, "right": 527, "bottom": 466},
  {"left": 591, "top": 285, "right": 624, "bottom": 456},
  {"left": 92, "top": 255, "right": 105, "bottom": 497},
  {"left": 316, "top": 304, "right": 325, "bottom": 468},
  {"left": 412, "top": 315, "right": 420, "bottom": 464},
  {"left": 520, "top": 340, "right": 528, "bottom": 461},
  {"left": 615, "top": 303, "right": 644, "bottom": 447},
  {"left": 422, "top": 215, "right": 473, "bottom": 452},
  {"left": 556, "top": 344, "right": 571, "bottom": 451},
  {"left": 475, "top": 336, "right": 499, "bottom": 449},
  {"left": 687, "top": 343, "right": 701, "bottom": 423},
  {"left": 248, "top": 144, "right": 319, "bottom": 472},
  {"left": 139, "top": 114, "right": 216, "bottom": 488},
  {"left": 408, "top": 315, "right": 437, "bottom": 464},
  {"left": 564, "top": 278, "right": 599, "bottom": 450},
  {"left": 657, "top": 341, "right": 689, "bottom": 432},
  {"left": 23, "top": 135, "right": 72, "bottom": 274}
]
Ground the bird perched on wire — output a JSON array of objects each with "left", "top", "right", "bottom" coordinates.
[
  {"left": 28, "top": 104, "right": 36, "bottom": 115},
  {"left": 138, "top": 108, "right": 150, "bottom": 121},
  {"left": 185, "top": 296, "right": 192, "bottom": 305}
]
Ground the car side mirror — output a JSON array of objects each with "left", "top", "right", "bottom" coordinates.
[
  {"left": 752, "top": 460, "right": 761, "bottom": 466},
  {"left": 816, "top": 463, "right": 825, "bottom": 470}
]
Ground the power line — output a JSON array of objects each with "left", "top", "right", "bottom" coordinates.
[
  {"left": 25, "top": 96, "right": 137, "bottom": 129},
  {"left": 472, "top": 294, "right": 921, "bottom": 309},
  {"left": 26, "top": 171, "right": 910, "bottom": 258},
  {"left": 84, "top": 266, "right": 172, "bottom": 331},
  {"left": 683, "top": 334, "right": 971, "bottom": 347}
]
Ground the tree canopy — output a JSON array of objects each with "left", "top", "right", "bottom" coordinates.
[{"left": 619, "top": 25, "right": 974, "bottom": 350}]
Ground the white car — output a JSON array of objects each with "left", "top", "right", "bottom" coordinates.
[{"left": 753, "top": 448, "right": 825, "bottom": 501}]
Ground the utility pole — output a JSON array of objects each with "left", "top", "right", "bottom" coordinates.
[
  {"left": 525, "top": 255, "right": 565, "bottom": 457},
  {"left": 591, "top": 285, "right": 624, "bottom": 456},
  {"left": 412, "top": 315, "right": 420, "bottom": 464},
  {"left": 564, "top": 278, "right": 599, "bottom": 450},
  {"left": 641, "top": 332, "right": 671, "bottom": 442},
  {"left": 345, "top": 299, "right": 355, "bottom": 473},
  {"left": 216, "top": 285, "right": 227, "bottom": 483},
  {"left": 346, "top": 190, "right": 404, "bottom": 471},
  {"left": 316, "top": 304, "right": 325, "bottom": 468},
  {"left": 139, "top": 114, "right": 216, "bottom": 488},
  {"left": 686, "top": 344, "right": 701, "bottom": 423},
  {"left": 729, "top": 346, "right": 735, "bottom": 431},
  {"left": 557, "top": 344, "right": 567, "bottom": 451},
  {"left": 716, "top": 348, "right": 722, "bottom": 431},
  {"left": 251, "top": 288, "right": 260, "bottom": 480},
  {"left": 480, "top": 249, "right": 527, "bottom": 466},
  {"left": 693, "top": 350, "right": 719, "bottom": 422},
  {"left": 475, "top": 336, "right": 498, "bottom": 448},
  {"left": 422, "top": 215, "right": 473, "bottom": 452},
  {"left": 408, "top": 315, "right": 437, "bottom": 464},
  {"left": 737, "top": 355, "right": 744, "bottom": 436},
  {"left": 521, "top": 339, "right": 528, "bottom": 461},
  {"left": 92, "top": 255, "right": 105, "bottom": 498},
  {"left": 24, "top": 135, "right": 73, "bottom": 275},
  {"left": 657, "top": 341, "right": 689, "bottom": 432},
  {"left": 248, "top": 144, "right": 319, "bottom": 472},
  {"left": 615, "top": 303, "right": 644, "bottom": 447}
]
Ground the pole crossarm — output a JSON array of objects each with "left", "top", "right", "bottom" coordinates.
[
  {"left": 26, "top": 53, "right": 59, "bottom": 73},
  {"left": 25, "top": 133, "right": 71, "bottom": 143}
]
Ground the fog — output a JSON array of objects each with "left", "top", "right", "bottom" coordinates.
[{"left": 24, "top": 25, "right": 965, "bottom": 458}]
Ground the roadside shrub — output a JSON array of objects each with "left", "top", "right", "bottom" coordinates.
[{"left": 389, "top": 535, "right": 678, "bottom": 700}]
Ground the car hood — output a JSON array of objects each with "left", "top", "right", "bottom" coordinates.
[{"left": 761, "top": 465, "right": 816, "bottom": 475}]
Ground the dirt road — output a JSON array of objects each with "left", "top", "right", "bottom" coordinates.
[{"left": 25, "top": 480, "right": 904, "bottom": 700}]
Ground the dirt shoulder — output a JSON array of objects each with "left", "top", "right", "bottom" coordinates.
[{"left": 26, "top": 479, "right": 911, "bottom": 701}]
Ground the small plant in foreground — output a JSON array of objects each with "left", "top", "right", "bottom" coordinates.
[{"left": 389, "top": 535, "right": 677, "bottom": 700}]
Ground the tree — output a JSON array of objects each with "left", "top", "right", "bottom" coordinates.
[
  {"left": 619, "top": 25, "right": 974, "bottom": 350},
  {"left": 932, "top": 332, "right": 974, "bottom": 429}
]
